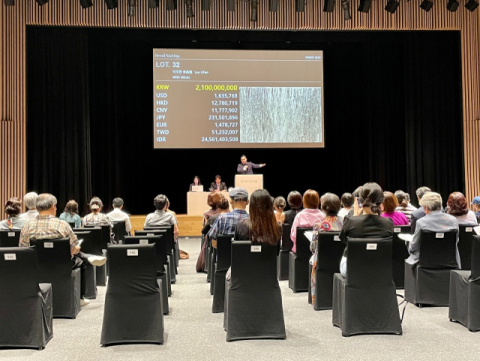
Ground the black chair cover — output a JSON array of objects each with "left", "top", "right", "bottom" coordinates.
[
  {"left": 225, "top": 241, "right": 286, "bottom": 341},
  {"left": 112, "top": 221, "right": 127, "bottom": 243},
  {"left": 332, "top": 237, "right": 402, "bottom": 337},
  {"left": 72, "top": 230, "right": 97, "bottom": 299},
  {"left": 213, "top": 234, "right": 233, "bottom": 313},
  {"left": 75, "top": 226, "right": 106, "bottom": 286},
  {"left": 144, "top": 225, "right": 176, "bottom": 283},
  {"left": 288, "top": 227, "right": 311, "bottom": 292},
  {"left": 30, "top": 238, "right": 81, "bottom": 318},
  {"left": 277, "top": 223, "right": 292, "bottom": 280},
  {"left": 458, "top": 224, "right": 475, "bottom": 271},
  {"left": 392, "top": 225, "right": 411, "bottom": 288},
  {"left": 314, "top": 232, "right": 345, "bottom": 310},
  {"left": 0, "top": 247, "right": 53, "bottom": 349},
  {"left": 0, "top": 230, "right": 21, "bottom": 247},
  {"left": 101, "top": 244, "right": 164, "bottom": 346},
  {"left": 404, "top": 230, "right": 458, "bottom": 307},
  {"left": 449, "top": 235, "right": 480, "bottom": 331}
]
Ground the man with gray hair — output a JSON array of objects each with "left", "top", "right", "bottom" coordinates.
[
  {"left": 410, "top": 186, "right": 432, "bottom": 233},
  {"left": 19, "top": 192, "right": 39, "bottom": 220},
  {"left": 20, "top": 193, "right": 106, "bottom": 306},
  {"left": 406, "top": 192, "right": 460, "bottom": 266},
  {"left": 107, "top": 197, "right": 132, "bottom": 235}
]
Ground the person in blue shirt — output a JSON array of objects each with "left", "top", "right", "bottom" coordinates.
[{"left": 59, "top": 200, "right": 82, "bottom": 228}]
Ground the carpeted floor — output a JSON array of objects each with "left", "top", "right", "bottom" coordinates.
[{"left": 2, "top": 237, "right": 479, "bottom": 361}]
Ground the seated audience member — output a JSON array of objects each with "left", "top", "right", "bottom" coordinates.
[
  {"left": 290, "top": 190, "right": 325, "bottom": 253},
  {"left": 410, "top": 186, "right": 432, "bottom": 232},
  {"left": 203, "top": 192, "right": 222, "bottom": 225},
  {"left": 20, "top": 193, "right": 106, "bottom": 306},
  {"left": 446, "top": 192, "right": 478, "bottom": 225},
  {"left": 394, "top": 190, "right": 417, "bottom": 222},
  {"left": 208, "top": 187, "right": 249, "bottom": 247},
  {"left": 0, "top": 197, "right": 28, "bottom": 230},
  {"left": 209, "top": 175, "right": 227, "bottom": 192},
  {"left": 202, "top": 195, "right": 229, "bottom": 235},
  {"left": 106, "top": 197, "right": 132, "bottom": 235},
  {"left": 344, "top": 186, "right": 364, "bottom": 221},
  {"left": 189, "top": 176, "right": 202, "bottom": 191},
  {"left": 19, "top": 192, "right": 39, "bottom": 220},
  {"left": 381, "top": 192, "right": 409, "bottom": 225},
  {"left": 274, "top": 196, "right": 286, "bottom": 223},
  {"left": 310, "top": 193, "right": 343, "bottom": 305},
  {"left": 59, "top": 200, "right": 82, "bottom": 228},
  {"left": 83, "top": 197, "right": 113, "bottom": 232},
  {"left": 280, "top": 191, "right": 303, "bottom": 225},
  {"left": 338, "top": 193, "right": 354, "bottom": 219},
  {"left": 471, "top": 196, "right": 480, "bottom": 222},
  {"left": 144, "top": 194, "right": 179, "bottom": 239},
  {"left": 339, "top": 182, "right": 393, "bottom": 277},
  {"left": 406, "top": 192, "right": 460, "bottom": 266}
]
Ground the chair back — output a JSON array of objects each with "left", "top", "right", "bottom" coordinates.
[
  {"left": 418, "top": 230, "right": 458, "bottom": 269},
  {"left": 281, "top": 224, "right": 293, "bottom": 252},
  {"left": 84, "top": 224, "right": 111, "bottom": 249},
  {"left": 30, "top": 238, "right": 72, "bottom": 279},
  {"left": 458, "top": 225, "right": 475, "bottom": 270},
  {"left": 316, "top": 232, "right": 344, "bottom": 272},
  {"left": 231, "top": 241, "right": 278, "bottom": 287},
  {"left": 471, "top": 235, "right": 480, "bottom": 280},
  {"left": 72, "top": 230, "right": 94, "bottom": 254},
  {"left": 0, "top": 247, "right": 40, "bottom": 298},
  {"left": 0, "top": 230, "right": 21, "bottom": 247},
  {"left": 216, "top": 234, "right": 233, "bottom": 272},
  {"left": 144, "top": 225, "right": 174, "bottom": 253},
  {"left": 112, "top": 221, "right": 127, "bottom": 242},
  {"left": 74, "top": 226, "right": 103, "bottom": 255},
  {"left": 106, "top": 244, "right": 158, "bottom": 294},
  {"left": 346, "top": 237, "right": 393, "bottom": 288},
  {"left": 392, "top": 225, "right": 411, "bottom": 286},
  {"left": 295, "top": 227, "right": 311, "bottom": 261},
  {"left": 67, "top": 221, "right": 76, "bottom": 229},
  {"left": 124, "top": 235, "right": 166, "bottom": 272}
]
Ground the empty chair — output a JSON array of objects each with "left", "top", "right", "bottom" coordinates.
[
  {"left": 101, "top": 244, "right": 164, "bottom": 346},
  {"left": 449, "top": 235, "right": 480, "bottom": 331},
  {"left": 112, "top": 220, "right": 127, "bottom": 243},
  {"left": 212, "top": 234, "right": 233, "bottom": 313},
  {"left": 0, "top": 230, "right": 21, "bottom": 247},
  {"left": 225, "top": 241, "right": 286, "bottom": 341},
  {"left": 30, "top": 238, "right": 81, "bottom": 318},
  {"left": 277, "top": 223, "right": 292, "bottom": 280},
  {"left": 288, "top": 227, "right": 311, "bottom": 292},
  {"left": 84, "top": 224, "right": 111, "bottom": 249},
  {"left": 145, "top": 225, "right": 176, "bottom": 283},
  {"left": 458, "top": 224, "right": 475, "bottom": 271},
  {"left": 79, "top": 226, "right": 106, "bottom": 286},
  {"left": 313, "top": 232, "right": 345, "bottom": 310},
  {"left": 391, "top": 225, "right": 411, "bottom": 288},
  {"left": 332, "top": 237, "right": 402, "bottom": 337},
  {"left": 0, "top": 247, "right": 53, "bottom": 349},
  {"left": 405, "top": 230, "right": 459, "bottom": 307}
]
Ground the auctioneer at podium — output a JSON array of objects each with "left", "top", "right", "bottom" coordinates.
[
  {"left": 235, "top": 155, "right": 265, "bottom": 196},
  {"left": 236, "top": 155, "right": 266, "bottom": 174}
]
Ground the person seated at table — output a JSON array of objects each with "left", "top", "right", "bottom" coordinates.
[
  {"left": 339, "top": 182, "right": 393, "bottom": 277},
  {"left": 274, "top": 196, "right": 286, "bottom": 223},
  {"left": 280, "top": 191, "right": 303, "bottom": 225},
  {"left": 209, "top": 175, "right": 227, "bottom": 192},
  {"left": 381, "top": 192, "right": 409, "bottom": 225},
  {"left": 338, "top": 193, "right": 354, "bottom": 219},
  {"left": 189, "top": 176, "right": 202, "bottom": 191},
  {"left": 59, "top": 200, "right": 82, "bottom": 228},
  {"left": 310, "top": 193, "right": 343, "bottom": 305},
  {"left": 144, "top": 194, "right": 180, "bottom": 239},
  {"left": 290, "top": 190, "right": 325, "bottom": 253},
  {"left": 446, "top": 192, "right": 478, "bottom": 225},
  {"left": 0, "top": 197, "right": 28, "bottom": 230}
]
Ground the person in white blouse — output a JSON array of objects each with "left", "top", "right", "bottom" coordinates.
[
  {"left": 107, "top": 197, "right": 132, "bottom": 235},
  {"left": 19, "top": 192, "right": 39, "bottom": 220},
  {"left": 446, "top": 192, "right": 478, "bottom": 225}
]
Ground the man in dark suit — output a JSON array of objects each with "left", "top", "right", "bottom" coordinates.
[
  {"left": 210, "top": 175, "right": 227, "bottom": 192},
  {"left": 236, "top": 155, "right": 266, "bottom": 174}
]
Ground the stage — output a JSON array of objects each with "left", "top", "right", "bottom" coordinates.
[{"left": 130, "top": 215, "right": 203, "bottom": 237}]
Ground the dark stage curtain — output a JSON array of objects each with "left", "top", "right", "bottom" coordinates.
[{"left": 26, "top": 28, "right": 464, "bottom": 215}]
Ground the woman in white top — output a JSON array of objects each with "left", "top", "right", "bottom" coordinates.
[
  {"left": 0, "top": 197, "right": 28, "bottom": 230},
  {"left": 446, "top": 192, "right": 478, "bottom": 225},
  {"left": 338, "top": 193, "right": 354, "bottom": 219},
  {"left": 82, "top": 197, "right": 114, "bottom": 229}
]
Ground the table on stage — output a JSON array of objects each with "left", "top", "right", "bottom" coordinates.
[{"left": 187, "top": 191, "right": 230, "bottom": 216}]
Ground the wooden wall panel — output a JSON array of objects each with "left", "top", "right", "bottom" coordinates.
[{"left": 1, "top": 0, "right": 480, "bottom": 211}]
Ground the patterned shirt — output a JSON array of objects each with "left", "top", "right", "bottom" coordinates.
[
  {"left": 208, "top": 209, "right": 249, "bottom": 240},
  {"left": 19, "top": 215, "right": 78, "bottom": 249},
  {"left": 82, "top": 213, "right": 113, "bottom": 229},
  {"left": 310, "top": 216, "right": 344, "bottom": 260}
]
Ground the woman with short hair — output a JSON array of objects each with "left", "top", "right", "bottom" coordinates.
[
  {"left": 203, "top": 192, "right": 222, "bottom": 225},
  {"left": 281, "top": 191, "right": 303, "bottom": 225},
  {"left": 381, "top": 192, "right": 409, "bottom": 225},
  {"left": 338, "top": 193, "right": 354, "bottom": 219},
  {"left": 0, "top": 197, "right": 27, "bottom": 230},
  {"left": 59, "top": 200, "right": 82, "bottom": 228},
  {"left": 447, "top": 192, "right": 478, "bottom": 225}
]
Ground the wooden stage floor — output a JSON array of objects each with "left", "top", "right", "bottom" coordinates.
[{"left": 130, "top": 215, "right": 203, "bottom": 237}]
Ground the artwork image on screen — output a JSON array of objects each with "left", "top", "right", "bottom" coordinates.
[{"left": 153, "top": 49, "right": 324, "bottom": 149}]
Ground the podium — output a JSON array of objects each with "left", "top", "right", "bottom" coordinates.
[
  {"left": 234, "top": 175, "right": 263, "bottom": 197},
  {"left": 187, "top": 191, "right": 230, "bottom": 216}
]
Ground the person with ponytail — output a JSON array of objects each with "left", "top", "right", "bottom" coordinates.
[
  {"left": 394, "top": 190, "right": 416, "bottom": 222},
  {"left": 338, "top": 182, "right": 394, "bottom": 277},
  {"left": 0, "top": 197, "right": 28, "bottom": 230}
]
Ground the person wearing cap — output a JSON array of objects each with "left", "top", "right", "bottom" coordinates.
[
  {"left": 107, "top": 197, "right": 132, "bottom": 235},
  {"left": 471, "top": 196, "right": 480, "bottom": 221},
  {"left": 82, "top": 197, "right": 114, "bottom": 231},
  {"left": 237, "top": 155, "right": 266, "bottom": 174},
  {"left": 208, "top": 187, "right": 249, "bottom": 247}
]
